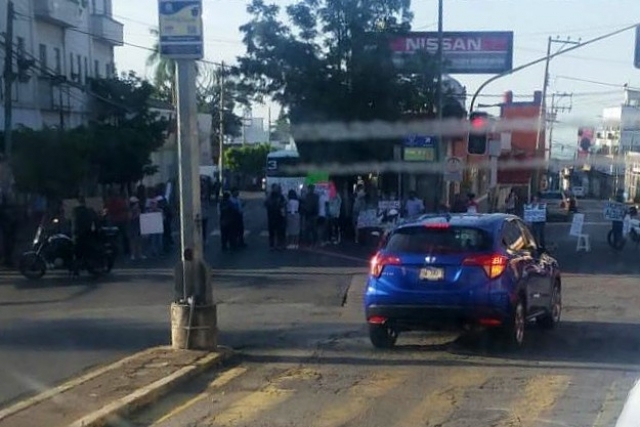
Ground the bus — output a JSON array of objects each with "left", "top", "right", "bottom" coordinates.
[{"left": 265, "top": 150, "right": 306, "bottom": 195}]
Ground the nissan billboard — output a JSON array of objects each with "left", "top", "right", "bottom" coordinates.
[{"left": 388, "top": 31, "right": 514, "bottom": 74}]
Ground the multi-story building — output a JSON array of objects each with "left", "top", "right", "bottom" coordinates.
[
  {"left": 588, "top": 89, "right": 640, "bottom": 198},
  {"left": 0, "top": 0, "right": 123, "bottom": 130}
]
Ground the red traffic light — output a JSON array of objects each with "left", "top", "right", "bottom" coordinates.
[{"left": 471, "top": 117, "right": 487, "bottom": 129}]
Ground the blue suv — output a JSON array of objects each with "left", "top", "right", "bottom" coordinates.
[{"left": 364, "top": 213, "right": 562, "bottom": 349}]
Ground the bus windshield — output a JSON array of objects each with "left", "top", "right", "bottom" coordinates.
[{"left": 266, "top": 155, "right": 302, "bottom": 177}]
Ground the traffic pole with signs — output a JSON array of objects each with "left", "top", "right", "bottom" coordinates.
[{"left": 158, "top": 0, "right": 217, "bottom": 351}]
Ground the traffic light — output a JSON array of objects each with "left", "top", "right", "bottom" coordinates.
[{"left": 467, "top": 111, "right": 489, "bottom": 155}]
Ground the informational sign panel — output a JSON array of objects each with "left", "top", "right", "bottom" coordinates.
[
  {"left": 444, "top": 157, "right": 463, "bottom": 182},
  {"left": 603, "top": 201, "right": 627, "bottom": 221},
  {"left": 158, "top": 0, "right": 204, "bottom": 59},
  {"left": 523, "top": 203, "right": 547, "bottom": 223},
  {"left": 403, "top": 135, "right": 437, "bottom": 162},
  {"left": 388, "top": 31, "right": 514, "bottom": 74},
  {"left": 569, "top": 213, "right": 584, "bottom": 237}
]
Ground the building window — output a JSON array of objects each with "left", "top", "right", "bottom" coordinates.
[
  {"left": 16, "top": 37, "right": 25, "bottom": 55},
  {"left": 77, "top": 54, "right": 81, "bottom": 82},
  {"left": 39, "top": 44, "right": 48, "bottom": 75},
  {"left": 84, "top": 57, "right": 89, "bottom": 80},
  {"left": 92, "top": 0, "right": 97, "bottom": 13},
  {"left": 105, "top": 63, "right": 111, "bottom": 77},
  {"left": 69, "top": 53, "right": 75, "bottom": 78},
  {"left": 53, "top": 48, "right": 61, "bottom": 75},
  {"left": 94, "top": 60, "right": 100, "bottom": 78}
]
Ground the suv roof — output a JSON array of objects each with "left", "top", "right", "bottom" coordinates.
[{"left": 401, "top": 213, "right": 515, "bottom": 230}]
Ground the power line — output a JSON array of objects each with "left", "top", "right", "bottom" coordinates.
[{"left": 554, "top": 75, "right": 640, "bottom": 90}]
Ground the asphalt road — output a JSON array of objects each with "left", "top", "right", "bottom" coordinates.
[{"left": 3, "top": 197, "right": 640, "bottom": 427}]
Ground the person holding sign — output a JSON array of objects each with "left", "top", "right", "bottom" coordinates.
[{"left": 526, "top": 192, "right": 547, "bottom": 249}]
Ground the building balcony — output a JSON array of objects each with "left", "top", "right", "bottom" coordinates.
[
  {"left": 90, "top": 14, "right": 124, "bottom": 46},
  {"left": 34, "top": 0, "right": 82, "bottom": 28}
]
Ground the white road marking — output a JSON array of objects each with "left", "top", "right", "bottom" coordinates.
[{"left": 615, "top": 378, "right": 640, "bottom": 427}]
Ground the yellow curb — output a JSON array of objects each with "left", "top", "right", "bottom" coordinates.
[
  {"left": 0, "top": 346, "right": 165, "bottom": 422},
  {"left": 66, "top": 349, "right": 233, "bottom": 427}
]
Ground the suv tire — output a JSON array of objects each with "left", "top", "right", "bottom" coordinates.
[
  {"left": 538, "top": 284, "right": 561, "bottom": 330},
  {"left": 369, "top": 324, "right": 398, "bottom": 349}
]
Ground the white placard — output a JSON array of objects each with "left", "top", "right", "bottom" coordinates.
[
  {"left": 604, "top": 201, "right": 627, "bottom": 221},
  {"left": 569, "top": 213, "right": 584, "bottom": 237},
  {"left": 140, "top": 212, "right": 164, "bottom": 235},
  {"left": 524, "top": 203, "right": 547, "bottom": 223}
]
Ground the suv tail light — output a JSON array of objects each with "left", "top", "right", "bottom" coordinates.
[
  {"left": 370, "top": 253, "right": 401, "bottom": 278},
  {"left": 463, "top": 253, "right": 508, "bottom": 279}
]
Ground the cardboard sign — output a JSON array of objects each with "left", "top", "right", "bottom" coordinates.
[
  {"left": 523, "top": 204, "right": 547, "bottom": 223},
  {"left": 603, "top": 201, "right": 627, "bottom": 221},
  {"left": 140, "top": 212, "right": 164, "bottom": 235},
  {"left": 569, "top": 213, "right": 584, "bottom": 237}
]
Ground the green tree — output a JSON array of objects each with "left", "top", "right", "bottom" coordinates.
[
  {"left": 146, "top": 29, "right": 177, "bottom": 103},
  {"left": 223, "top": 143, "right": 272, "bottom": 175},
  {"left": 89, "top": 72, "right": 169, "bottom": 185},
  {"left": 11, "top": 127, "right": 93, "bottom": 199},
  {"left": 196, "top": 63, "right": 246, "bottom": 162},
  {"left": 236, "top": 0, "right": 462, "bottom": 164}
]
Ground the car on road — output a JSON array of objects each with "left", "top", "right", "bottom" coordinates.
[{"left": 364, "top": 213, "right": 562, "bottom": 349}]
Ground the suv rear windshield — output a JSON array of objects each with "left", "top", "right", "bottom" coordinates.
[{"left": 384, "top": 226, "right": 493, "bottom": 254}]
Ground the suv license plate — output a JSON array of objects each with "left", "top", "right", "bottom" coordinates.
[{"left": 420, "top": 267, "right": 444, "bottom": 281}]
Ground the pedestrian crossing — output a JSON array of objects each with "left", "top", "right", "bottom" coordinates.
[{"left": 134, "top": 360, "right": 636, "bottom": 427}]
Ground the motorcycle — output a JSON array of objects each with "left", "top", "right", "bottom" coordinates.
[{"left": 19, "top": 217, "right": 119, "bottom": 280}]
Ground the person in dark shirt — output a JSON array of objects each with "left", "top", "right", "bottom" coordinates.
[
  {"left": 72, "top": 196, "right": 98, "bottom": 274},
  {"left": 265, "top": 184, "right": 287, "bottom": 250},
  {"left": 218, "top": 192, "right": 237, "bottom": 251}
]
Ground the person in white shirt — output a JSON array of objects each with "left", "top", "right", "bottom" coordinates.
[
  {"left": 327, "top": 192, "right": 342, "bottom": 244},
  {"left": 286, "top": 189, "right": 301, "bottom": 249},
  {"left": 405, "top": 191, "right": 425, "bottom": 218}
]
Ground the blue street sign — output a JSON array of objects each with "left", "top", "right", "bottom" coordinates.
[
  {"left": 403, "top": 135, "right": 437, "bottom": 148},
  {"left": 158, "top": 0, "right": 204, "bottom": 59}
]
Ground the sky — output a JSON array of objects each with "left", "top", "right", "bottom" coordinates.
[{"left": 112, "top": 0, "right": 640, "bottom": 159}]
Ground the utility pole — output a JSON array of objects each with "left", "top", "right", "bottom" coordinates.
[
  {"left": 436, "top": 0, "right": 446, "bottom": 206},
  {"left": 546, "top": 92, "right": 572, "bottom": 190},
  {"left": 2, "top": 0, "right": 15, "bottom": 197},
  {"left": 159, "top": 0, "right": 216, "bottom": 351},
  {"left": 534, "top": 37, "right": 580, "bottom": 193},
  {"left": 218, "top": 62, "right": 225, "bottom": 183}
]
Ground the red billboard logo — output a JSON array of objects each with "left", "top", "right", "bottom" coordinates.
[{"left": 388, "top": 31, "right": 514, "bottom": 74}]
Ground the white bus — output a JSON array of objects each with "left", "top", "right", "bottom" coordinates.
[{"left": 265, "top": 150, "right": 306, "bottom": 195}]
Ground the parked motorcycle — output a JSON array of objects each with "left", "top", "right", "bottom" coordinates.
[{"left": 18, "top": 217, "right": 119, "bottom": 280}]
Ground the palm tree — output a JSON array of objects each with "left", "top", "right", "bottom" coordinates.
[{"left": 147, "top": 28, "right": 177, "bottom": 104}]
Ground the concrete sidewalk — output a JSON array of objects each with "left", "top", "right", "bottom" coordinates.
[{"left": 0, "top": 346, "right": 231, "bottom": 427}]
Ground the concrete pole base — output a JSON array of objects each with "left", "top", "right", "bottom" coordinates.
[{"left": 170, "top": 302, "right": 218, "bottom": 350}]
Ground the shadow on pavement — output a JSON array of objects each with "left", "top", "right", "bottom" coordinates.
[{"left": 222, "top": 318, "right": 640, "bottom": 369}]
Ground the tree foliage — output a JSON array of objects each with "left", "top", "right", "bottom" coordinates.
[
  {"left": 236, "top": 0, "right": 464, "bottom": 164},
  {"left": 223, "top": 143, "right": 272, "bottom": 175},
  {"left": 196, "top": 63, "right": 246, "bottom": 148},
  {"left": 11, "top": 74, "right": 168, "bottom": 198},
  {"left": 89, "top": 73, "right": 168, "bottom": 185}
]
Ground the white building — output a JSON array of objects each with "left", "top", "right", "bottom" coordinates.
[{"left": 0, "top": 0, "right": 123, "bottom": 130}]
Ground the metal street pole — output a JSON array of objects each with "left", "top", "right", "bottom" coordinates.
[
  {"left": 2, "top": 0, "right": 15, "bottom": 199},
  {"left": 160, "top": 0, "right": 216, "bottom": 351},
  {"left": 437, "top": 0, "right": 447, "bottom": 206},
  {"left": 469, "top": 22, "right": 640, "bottom": 111},
  {"left": 218, "top": 62, "right": 225, "bottom": 183}
]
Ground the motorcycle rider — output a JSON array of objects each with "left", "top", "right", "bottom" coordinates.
[{"left": 72, "top": 196, "right": 98, "bottom": 275}]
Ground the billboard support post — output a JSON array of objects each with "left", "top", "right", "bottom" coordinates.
[{"left": 436, "top": 0, "right": 447, "bottom": 206}]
